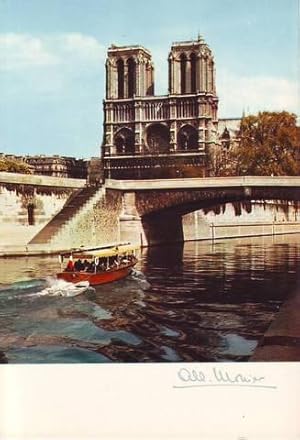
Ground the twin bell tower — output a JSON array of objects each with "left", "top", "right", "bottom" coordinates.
[{"left": 102, "top": 36, "right": 218, "bottom": 179}]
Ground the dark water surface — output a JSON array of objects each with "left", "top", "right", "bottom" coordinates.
[{"left": 1, "top": 234, "right": 300, "bottom": 363}]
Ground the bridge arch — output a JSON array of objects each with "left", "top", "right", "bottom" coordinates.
[
  {"left": 135, "top": 184, "right": 300, "bottom": 245},
  {"left": 107, "top": 177, "right": 300, "bottom": 245},
  {"left": 139, "top": 189, "right": 256, "bottom": 244},
  {"left": 136, "top": 186, "right": 300, "bottom": 219}
]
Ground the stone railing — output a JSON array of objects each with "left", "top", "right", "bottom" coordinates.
[
  {"left": 105, "top": 176, "right": 300, "bottom": 190},
  {"left": 110, "top": 94, "right": 202, "bottom": 124},
  {"left": 0, "top": 172, "right": 86, "bottom": 188}
]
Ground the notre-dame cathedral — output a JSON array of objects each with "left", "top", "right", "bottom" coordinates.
[{"left": 102, "top": 35, "right": 220, "bottom": 179}]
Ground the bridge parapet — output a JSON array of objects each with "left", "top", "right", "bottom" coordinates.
[
  {"left": 105, "top": 176, "right": 300, "bottom": 222},
  {"left": 105, "top": 176, "right": 300, "bottom": 191},
  {"left": 0, "top": 171, "right": 86, "bottom": 188}
]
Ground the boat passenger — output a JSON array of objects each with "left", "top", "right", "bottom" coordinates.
[
  {"left": 83, "top": 259, "right": 91, "bottom": 271},
  {"left": 66, "top": 259, "right": 74, "bottom": 272},
  {"left": 74, "top": 259, "right": 84, "bottom": 271},
  {"left": 99, "top": 258, "right": 106, "bottom": 270},
  {"left": 89, "top": 262, "right": 95, "bottom": 272}
]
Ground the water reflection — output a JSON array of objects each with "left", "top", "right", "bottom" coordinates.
[{"left": 0, "top": 234, "right": 300, "bottom": 363}]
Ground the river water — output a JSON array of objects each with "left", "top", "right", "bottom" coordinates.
[{"left": 0, "top": 234, "right": 300, "bottom": 363}]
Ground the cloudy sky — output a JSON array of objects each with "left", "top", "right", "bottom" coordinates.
[{"left": 0, "top": 0, "right": 298, "bottom": 158}]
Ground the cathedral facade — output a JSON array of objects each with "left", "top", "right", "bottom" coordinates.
[{"left": 102, "top": 36, "right": 219, "bottom": 179}]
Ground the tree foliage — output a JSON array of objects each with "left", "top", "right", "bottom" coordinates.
[
  {"left": 220, "top": 111, "right": 300, "bottom": 176},
  {"left": 0, "top": 157, "right": 33, "bottom": 174}
]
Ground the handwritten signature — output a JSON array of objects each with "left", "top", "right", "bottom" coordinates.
[{"left": 174, "top": 367, "right": 277, "bottom": 389}]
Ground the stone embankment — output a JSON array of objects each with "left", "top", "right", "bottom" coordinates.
[
  {"left": 0, "top": 172, "right": 87, "bottom": 256},
  {"left": 251, "top": 288, "right": 300, "bottom": 361}
]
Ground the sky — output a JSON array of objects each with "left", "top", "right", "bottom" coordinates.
[{"left": 0, "top": 0, "right": 299, "bottom": 158}]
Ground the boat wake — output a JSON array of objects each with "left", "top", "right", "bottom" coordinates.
[
  {"left": 130, "top": 269, "right": 151, "bottom": 289},
  {"left": 33, "top": 278, "right": 95, "bottom": 298},
  {"left": 1, "top": 277, "right": 95, "bottom": 300}
]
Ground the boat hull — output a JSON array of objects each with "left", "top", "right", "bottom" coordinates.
[{"left": 57, "top": 262, "right": 136, "bottom": 286}]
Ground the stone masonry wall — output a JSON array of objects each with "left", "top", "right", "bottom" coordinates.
[
  {"left": 183, "top": 201, "right": 300, "bottom": 242},
  {"left": 50, "top": 189, "right": 123, "bottom": 250},
  {"left": 0, "top": 183, "right": 73, "bottom": 247}
]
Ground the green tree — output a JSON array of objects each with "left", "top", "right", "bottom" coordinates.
[
  {"left": 227, "top": 111, "right": 300, "bottom": 176},
  {"left": 0, "top": 157, "right": 33, "bottom": 174}
]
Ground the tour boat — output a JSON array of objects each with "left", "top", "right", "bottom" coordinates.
[{"left": 56, "top": 243, "right": 138, "bottom": 286}]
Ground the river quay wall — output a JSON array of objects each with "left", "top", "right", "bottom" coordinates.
[
  {"left": 182, "top": 200, "right": 300, "bottom": 242},
  {"left": 0, "top": 173, "right": 85, "bottom": 252},
  {"left": 251, "top": 287, "right": 300, "bottom": 361}
]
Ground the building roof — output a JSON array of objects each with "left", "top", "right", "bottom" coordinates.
[
  {"left": 218, "top": 118, "right": 241, "bottom": 138},
  {"left": 171, "top": 35, "right": 209, "bottom": 49},
  {"left": 108, "top": 44, "right": 151, "bottom": 57}
]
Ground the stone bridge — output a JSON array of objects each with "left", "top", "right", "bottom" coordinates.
[
  {"left": 105, "top": 176, "right": 300, "bottom": 245},
  {"left": 2, "top": 172, "right": 300, "bottom": 254}
]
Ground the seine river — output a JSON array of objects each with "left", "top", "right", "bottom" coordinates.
[{"left": 1, "top": 234, "right": 300, "bottom": 363}]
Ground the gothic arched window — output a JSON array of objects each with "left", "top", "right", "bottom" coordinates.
[
  {"left": 178, "top": 124, "right": 198, "bottom": 150},
  {"left": 117, "top": 58, "right": 124, "bottom": 98},
  {"left": 180, "top": 53, "right": 187, "bottom": 94},
  {"left": 114, "top": 128, "right": 135, "bottom": 154},
  {"left": 190, "top": 52, "right": 197, "bottom": 93},
  {"left": 146, "top": 123, "right": 170, "bottom": 153},
  {"left": 127, "top": 57, "right": 136, "bottom": 98}
]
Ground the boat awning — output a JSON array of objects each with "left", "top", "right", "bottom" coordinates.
[{"left": 61, "top": 243, "right": 139, "bottom": 259}]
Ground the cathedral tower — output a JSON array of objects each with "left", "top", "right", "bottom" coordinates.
[
  {"left": 168, "top": 35, "right": 216, "bottom": 95},
  {"left": 106, "top": 45, "right": 154, "bottom": 100},
  {"left": 168, "top": 36, "right": 218, "bottom": 152}
]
